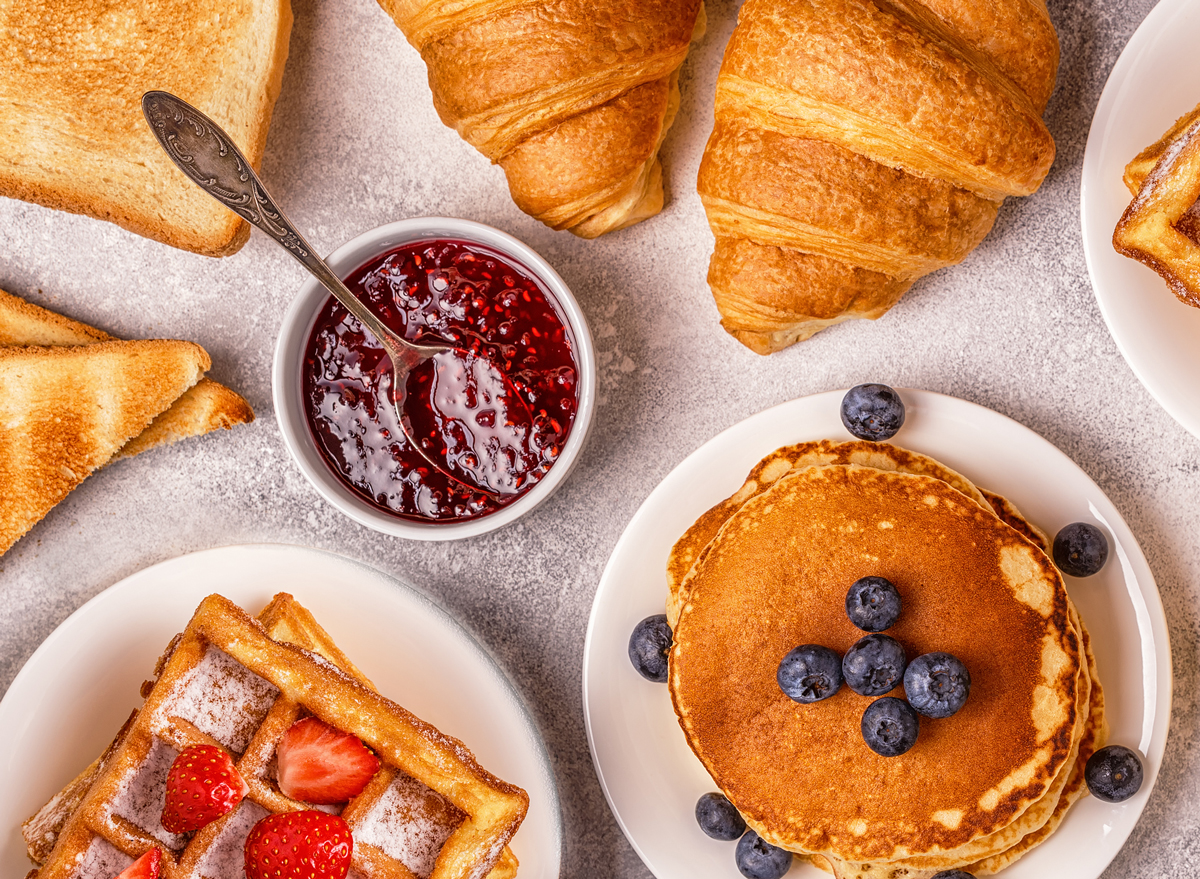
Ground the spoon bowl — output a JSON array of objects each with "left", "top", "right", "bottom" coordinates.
[{"left": 403, "top": 346, "right": 542, "bottom": 496}]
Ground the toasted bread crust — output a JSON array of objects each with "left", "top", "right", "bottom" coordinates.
[
  {"left": 0, "top": 0, "right": 293, "bottom": 256},
  {"left": 114, "top": 378, "right": 255, "bottom": 459},
  {"left": 0, "top": 340, "right": 209, "bottom": 554},
  {"left": 0, "top": 290, "right": 112, "bottom": 347},
  {"left": 0, "top": 288, "right": 254, "bottom": 457}
]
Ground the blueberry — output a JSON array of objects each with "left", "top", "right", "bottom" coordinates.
[
  {"left": 904, "top": 653, "right": 970, "bottom": 718},
  {"left": 1053, "top": 522, "right": 1109, "bottom": 577},
  {"left": 840, "top": 384, "right": 905, "bottom": 442},
  {"left": 860, "top": 696, "right": 920, "bottom": 756},
  {"left": 777, "top": 644, "right": 843, "bottom": 703},
  {"left": 845, "top": 576, "right": 902, "bottom": 631},
  {"left": 930, "top": 872, "right": 975, "bottom": 878},
  {"left": 734, "top": 830, "right": 793, "bottom": 879},
  {"left": 1085, "top": 745, "right": 1143, "bottom": 803},
  {"left": 842, "top": 634, "right": 907, "bottom": 697},
  {"left": 695, "top": 792, "right": 746, "bottom": 841},
  {"left": 628, "top": 615, "right": 672, "bottom": 683}
]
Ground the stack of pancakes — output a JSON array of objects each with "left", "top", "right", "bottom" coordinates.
[{"left": 667, "top": 441, "right": 1105, "bottom": 878}]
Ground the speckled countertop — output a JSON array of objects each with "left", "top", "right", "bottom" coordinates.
[{"left": 1, "top": 0, "right": 1197, "bottom": 876}]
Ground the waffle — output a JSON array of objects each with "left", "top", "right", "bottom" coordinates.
[
  {"left": 27, "top": 594, "right": 527, "bottom": 879},
  {"left": 1113, "top": 108, "right": 1200, "bottom": 307}
]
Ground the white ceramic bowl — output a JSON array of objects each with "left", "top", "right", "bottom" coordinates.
[{"left": 273, "top": 217, "right": 596, "bottom": 540}]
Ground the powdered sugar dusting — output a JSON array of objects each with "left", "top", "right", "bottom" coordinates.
[
  {"left": 467, "top": 836, "right": 507, "bottom": 879},
  {"left": 352, "top": 771, "right": 465, "bottom": 879},
  {"left": 73, "top": 836, "right": 132, "bottom": 878},
  {"left": 109, "top": 737, "right": 187, "bottom": 850},
  {"left": 156, "top": 645, "right": 279, "bottom": 753},
  {"left": 190, "top": 799, "right": 269, "bottom": 879}
]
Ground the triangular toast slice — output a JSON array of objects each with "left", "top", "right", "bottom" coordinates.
[
  {"left": 0, "top": 289, "right": 254, "bottom": 459},
  {"left": 0, "top": 340, "right": 210, "bottom": 553}
]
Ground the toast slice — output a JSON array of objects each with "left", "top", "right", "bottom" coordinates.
[
  {"left": 0, "top": 0, "right": 293, "bottom": 256},
  {"left": 0, "top": 288, "right": 254, "bottom": 459},
  {"left": 0, "top": 340, "right": 210, "bottom": 554}
]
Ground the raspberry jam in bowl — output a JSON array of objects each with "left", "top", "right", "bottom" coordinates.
[{"left": 274, "top": 218, "right": 595, "bottom": 540}]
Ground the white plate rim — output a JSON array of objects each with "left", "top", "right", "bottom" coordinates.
[
  {"left": 582, "top": 388, "right": 1170, "bottom": 879},
  {"left": 1080, "top": 0, "right": 1200, "bottom": 439},
  {"left": 0, "top": 543, "right": 562, "bottom": 879}
]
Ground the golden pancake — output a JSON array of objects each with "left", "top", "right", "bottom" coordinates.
[
  {"left": 669, "top": 464, "right": 1082, "bottom": 864},
  {"left": 982, "top": 488, "right": 1051, "bottom": 555},
  {"left": 667, "top": 442, "right": 1102, "bottom": 875},
  {"left": 821, "top": 607, "right": 1104, "bottom": 878},
  {"left": 963, "top": 621, "right": 1106, "bottom": 875},
  {"left": 823, "top": 602, "right": 1094, "bottom": 877},
  {"left": 867, "top": 476, "right": 1091, "bottom": 874},
  {"left": 666, "top": 441, "right": 991, "bottom": 626}
]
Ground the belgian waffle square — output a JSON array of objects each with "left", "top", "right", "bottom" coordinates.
[
  {"left": 31, "top": 594, "right": 527, "bottom": 879},
  {"left": 1114, "top": 112, "right": 1200, "bottom": 306}
]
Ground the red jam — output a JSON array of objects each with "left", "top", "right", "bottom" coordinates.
[{"left": 303, "top": 239, "right": 579, "bottom": 522}]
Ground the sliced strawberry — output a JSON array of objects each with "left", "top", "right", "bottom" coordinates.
[
  {"left": 244, "top": 810, "right": 353, "bottom": 879},
  {"left": 161, "top": 743, "right": 248, "bottom": 833},
  {"left": 276, "top": 716, "right": 380, "bottom": 804},
  {"left": 114, "top": 848, "right": 161, "bottom": 879}
]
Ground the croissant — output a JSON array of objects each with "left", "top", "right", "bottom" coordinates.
[
  {"left": 697, "top": 0, "right": 1059, "bottom": 353},
  {"left": 376, "top": 0, "right": 706, "bottom": 238}
]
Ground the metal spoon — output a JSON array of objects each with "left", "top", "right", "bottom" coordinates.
[{"left": 140, "top": 89, "right": 493, "bottom": 491}]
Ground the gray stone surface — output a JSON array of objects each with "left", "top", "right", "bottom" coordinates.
[{"left": 1, "top": 0, "right": 1196, "bottom": 876}]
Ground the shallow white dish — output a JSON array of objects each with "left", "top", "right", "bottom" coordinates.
[
  {"left": 273, "top": 216, "right": 596, "bottom": 540},
  {"left": 1081, "top": 0, "right": 1200, "bottom": 438},
  {"left": 583, "top": 389, "right": 1169, "bottom": 879},
  {"left": 0, "top": 544, "right": 561, "bottom": 878}
]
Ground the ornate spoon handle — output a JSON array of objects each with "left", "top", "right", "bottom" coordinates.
[{"left": 140, "top": 90, "right": 442, "bottom": 372}]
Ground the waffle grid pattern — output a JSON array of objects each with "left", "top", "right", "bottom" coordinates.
[{"left": 28, "top": 595, "right": 524, "bottom": 879}]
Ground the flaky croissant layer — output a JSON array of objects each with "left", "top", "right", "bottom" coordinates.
[
  {"left": 698, "top": 0, "right": 1059, "bottom": 353},
  {"left": 377, "top": 0, "right": 705, "bottom": 237}
]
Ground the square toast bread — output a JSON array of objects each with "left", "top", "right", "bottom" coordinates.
[{"left": 0, "top": 0, "right": 292, "bottom": 256}]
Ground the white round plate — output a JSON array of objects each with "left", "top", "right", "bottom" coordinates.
[
  {"left": 1081, "top": 0, "right": 1200, "bottom": 438},
  {"left": 583, "top": 389, "right": 1169, "bottom": 879},
  {"left": 0, "top": 544, "right": 561, "bottom": 878}
]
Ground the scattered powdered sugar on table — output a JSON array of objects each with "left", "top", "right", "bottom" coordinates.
[
  {"left": 190, "top": 799, "right": 269, "bottom": 879},
  {"left": 353, "top": 771, "right": 466, "bottom": 879},
  {"left": 156, "top": 645, "right": 279, "bottom": 753},
  {"left": 72, "top": 836, "right": 132, "bottom": 878},
  {"left": 109, "top": 736, "right": 187, "bottom": 850}
]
